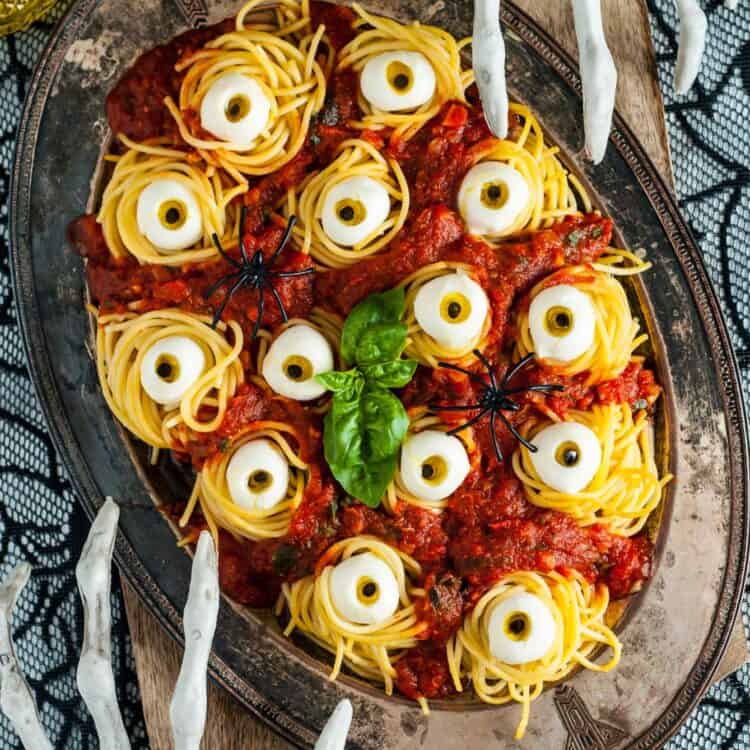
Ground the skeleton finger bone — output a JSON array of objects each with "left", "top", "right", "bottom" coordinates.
[
  {"left": 674, "top": 0, "right": 708, "bottom": 94},
  {"left": 170, "top": 531, "right": 220, "bottom": 750},
  {"left": 76, "top": 498, "right": 130, "bottom": 750},
  {"left": 0, "top": 563, "right": 52, "bottom": 750},
  {"left": 314, "top": 699, "right": 353, "bottom": 750}
]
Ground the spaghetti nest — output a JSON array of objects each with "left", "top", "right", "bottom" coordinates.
[
  {"left": 400, "top": 262, "right": 492, "bottom": 368},
  {"left": 446, "top": 570, "right": 620, "bottom": 739},
  {"left": 467, "top": 103, "right": 592, "bottom": 240},
  {"left": 165, "top": 0, "right": 327, "bottom": 182},
  {"left": 515, "top": 252, "right": 651, "bottom": 383},
  {"left": 181, "top": 421, "right": 309, "bottom": 545},
  {"left": 94, "top": 309, "right": 244, "bottom": 453},
  {"left": 97, "top": 135, "right": 245, "bottom": 266},
  {"left": 285, "top": 138, "right": 409, "bottom": 268},
  {"left": 280, "top": 535, "right": 427, "bottom": 694},
  {"left": 337, "top": 3, "right": 473, "bottom": 142},
  {"left": 512, "top": 403, "right": 671, "bottom": 536},
  {"left": 383, "top": 407, "right": 478, "bottom": 514}
]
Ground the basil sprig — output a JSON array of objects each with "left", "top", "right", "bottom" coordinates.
[{"left": 316, "top": 288, "right": 417, "bottom": 507}]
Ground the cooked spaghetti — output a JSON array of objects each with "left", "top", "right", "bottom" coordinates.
[
  {"left": 337, "top": 3, "right": 473, "bottom": 142},
  {"left": 72, "top": 0, "right": 673, "bottom": 732},
  {"left": 515, "top": 254, "right": 650, "bottom": 383},
  {"left": 284, "top": 138, "right": 409, "bottom": 267},
  {"left": 97, "top": 135, "right": 245, "bottom": 266},
  {"left": 400, "top": 262, "right": 492, "bottom": 368},
  {"left": 512, "top": 403, "right": 671, "bottom": 536},
  {"left": 94, "top": 309, "right": 244, "bottom": 453},
  {"left": 181, "top": 421, "right": 309, "bottom": 545},
  {"left": 165, "top": 0, "right": 327, "bottom": 182},
  {"left": 447, "top": 570, "right": 620, "bottom": 739},
  {"left": 281, "top": 536, "right": 427, "bottom": 694}
]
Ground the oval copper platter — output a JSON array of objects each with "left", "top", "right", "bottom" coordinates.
[{"left": 9, "top": 0, "right": 750, "bottom": 747}]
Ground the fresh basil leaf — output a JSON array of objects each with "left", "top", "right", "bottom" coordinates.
[
  {"left": 341, "top": 287, "right": 405, "bottom": 363},
  {"left": 315, "top": 369, "right": 364, "bottom": 399},
  {"left": 355, "top": 322, "right": 408, "bottom": 366},
  {"left": 323, "top": 391, "right": 364, "bottom": 469},
  {"left": 361, "top": 387, "right": 409, "bottom": 461},
  {"left": 362, "top": 359, "right": 418, "bottom": 389},
  {"left": 330, "top": 451, "right": 398, "bottom": 508}
]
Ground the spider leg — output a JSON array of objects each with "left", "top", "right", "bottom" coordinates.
[
  {"left": 203, "top": 270, "right": 241, "bottom": 301},
  {"left": 446, "top": 407, "right": 490, "bottom": 435},
  {"left": 272, "top": 267, "right": 316, "bottom": 279},
  {"left": 504, "top": 383, "right": 565, "bottom": 395},
  {"left": 497, "top": 410, "right": 537, "bottom": 453},
  {"left": 270, "top": 215, "right": 298, "bottom": 264},
  {"left": 473, "top": 349, "right": 498, "bottom": 390},
  {"left": 210, "top": 274, "right": 246, "bottom": 328},
  {"left": 237, "top": 205, "right": 250, "bottom": 265},
  {"left": 269, "top": 282, "right": 289, "bottom": 323},
  {"left": 251, "top": 288, "right": 266, "bottom": 339},
  {"left": 502, "top": 352, "right": 535, "bottom": 387},
  {"left": 489, "top": 410, "right": 503, "bottom": 463},
  {"left": 210, "top": 234, "right": 242, "bottom": 268}
]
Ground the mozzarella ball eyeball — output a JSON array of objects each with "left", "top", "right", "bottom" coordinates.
[
  {"left": 200, "top": 72, "right": 271, "bottom": 147},
  {"left": 528, "top": 284, "right": 596, "bottom": 363},
  {"left": 320, "top": 176, "right": 391, "bottom": 247},
  {"left": 140, "top": 335, "right": 206, "bottom": 406},
  {"left": 360, "top": 50, "right": 437, "bottom": 112},
  {"left": 399, "top": 430, "right": 470, "bottom": 502},
  {"left": 262, "top": 324, "right": 334, "bottom": 401},
  {"left": 457, "top": 162, "right": 530, "bottom": 236},
  {"left": 330, "top": 552, "right": 400, "bottom": 625},
  {"left": 413, "top": 272, "right": 489, "bottom": 350},
  {"left": 136, "top": 179, "right": 203, "bottom": 252},
  {"left": 529, "top": 421, "right": 602, "bottom": 494},
  {"left": 225, "top": 439, "right": 290, "bottom": 511},
  {"left": 487, "top": 591, "right": 556, "bottom": 664}
]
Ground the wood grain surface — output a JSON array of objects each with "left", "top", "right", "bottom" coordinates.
[{"left": 121, "top": 1, "right": 748, "bottom": 747}]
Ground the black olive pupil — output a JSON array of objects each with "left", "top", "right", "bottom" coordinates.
[
  {"left": 157, "top": 362, "right": 172, "bottom": 378},
  {"left": 487, "top": 185, "right": 501, "bottom": 201},
  {"left": 362, "top": 582, "right": 377, "bottom": 597},
  {"left": 228, "top": 102, "right": 241, "bottom": 117},
  {"left": 563, "top": 449, "right": 578, "bottom": 466},
  {"left": 287, "top": 364, "right": 303, "bottom": 379},
  {"left": 447, "top": 302, "right": 462, "bottom": 319},
  {"left": 555, "top": 312, "right": 570, "bottom": 328},
  {"left": 393, "top": 73, "right": 409, "bottom": 90},
  {"left": 165, "top": 207, "right": 181, "bottom": 225},
  {"left": 253, "top": 471, "right": 269, "bottom": 484},
  {"left": 339, "top": 205, "right": 355, "bottom": 221},
  {"left": 422, "top": 463, "right": 435, "bottom": 479},
  {"left": 509, "top": 617, "right": 525, "bottom": 635}
]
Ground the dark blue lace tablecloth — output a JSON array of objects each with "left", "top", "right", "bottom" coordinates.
[{"left": 0, "top": 1, "right": 747, "bottom": 747}]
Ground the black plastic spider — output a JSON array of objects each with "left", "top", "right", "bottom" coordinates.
[
  {"left": 203, "top": 208, "right": 314, "bottom": 336},
  {"left": 429, "top": 351, "right": 564, "bottom": 462}
]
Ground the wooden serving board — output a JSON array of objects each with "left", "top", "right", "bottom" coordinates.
[{"left": 121, "top": 1, "right": 749, "bottom": 746}]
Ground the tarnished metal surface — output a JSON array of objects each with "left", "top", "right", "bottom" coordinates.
[{"left": 9, "top": 0, "right": 749, "bottom": 747}]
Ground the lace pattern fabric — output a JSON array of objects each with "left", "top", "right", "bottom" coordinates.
[{"left": 0, "top": 1, "right": 746, "bottom": 747}]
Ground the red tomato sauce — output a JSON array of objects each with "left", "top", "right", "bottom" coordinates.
[{"left": 76, "top": 11, "right": 662, "bottom": 708}]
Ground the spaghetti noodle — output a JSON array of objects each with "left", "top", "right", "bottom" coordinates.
[
  {"left": 337, "top": 3, "right": 473, "bottom": 142},
  {"left": 515, "top": 254, "right": 650, "bottom": 383},
  {"left": 512, "top": 403, "right": 671, "bottom": 536},
  {"left": 284, "top": 138, "right": 410, "bottom": 267},
  {"left": 94, "top": 308, "right": 244, "bottom": 454},
  {"left": 97, "top": 135, "right": 245, "bottom": 266},
  {"left": 280, "top": 536, "right": 427, "bottom": 694},
  {"left": 181, "top": 421, "right": 309, "bottom": 545},
  {"left": 165, "top": 0, "right": 328, "bottom": 182},
  {"left": 446, "top": 570, "right": 620, "bottom": 739}
]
